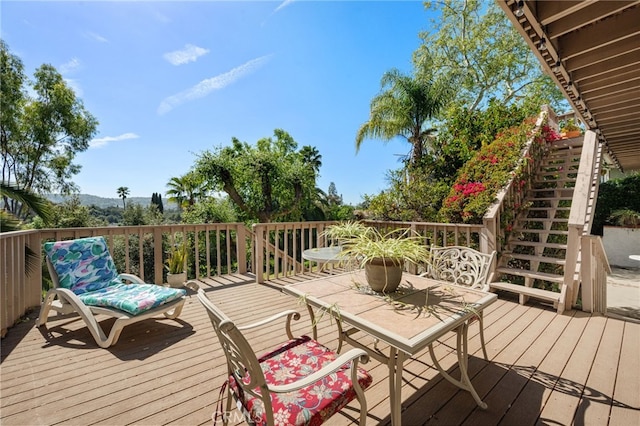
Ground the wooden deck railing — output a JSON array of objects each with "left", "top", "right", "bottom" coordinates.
[
  {"left": 579, "top": 235, "right": 611, "bottom": 314},
  {"left": 252, "top": 221, "right": 337, "bottom": 283},
  {"left": 482, "top": 106, "right": 553, "bottom": 256},
  {"left": 0, "top": 224, "right": 251, "bottom": 336},
  {"left": 252, "top": 220, "right": 484, "bottom": 283},
  {"left": 563, "top": 130, "right": 601, "bottom": 309}
]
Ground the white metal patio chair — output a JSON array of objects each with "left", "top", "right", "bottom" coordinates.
[
  {"left": 423, "top": 245, "right": 496, "bottom": 360},
  {"left": 196, "top": 288, "right": 372, "bottom": 425},
  {"left": 38, "top": 236, "right": 194, "bottom": 348}
]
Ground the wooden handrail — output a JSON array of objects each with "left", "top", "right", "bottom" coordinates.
[
  {"left": 563, "top": 130, "right": 599, "bottom": 307},
  {"left": 483, "top": 106, "right": 551, "bottom": 255},
  {"left": 0, "top": 224, "right": 252, "bottom": 336}
]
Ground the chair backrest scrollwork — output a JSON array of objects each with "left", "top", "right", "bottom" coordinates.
[{"left": 428, "top": 246, "right": 496, "bottom": 291}]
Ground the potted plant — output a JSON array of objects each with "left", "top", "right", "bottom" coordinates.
[
  {"left": 560, "top": 118, "right": 581, "bottom": 139},
  {"left": 321, "top": 220, "right": 369, "bottom": 246},
  {"left": 165, "top": 243, "right": 187, "bottom": 288},
  {"left": 327, "top": 223, "right": 430, "bottom": 293}
]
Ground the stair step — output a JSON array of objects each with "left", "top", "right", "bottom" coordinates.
[
  {"left": 551, "top": 139, "right": 584, "bottom": 149},
  {"left": 496, "top": 267, "right": 564, "bottom": 283},
  {"left": 514, "top": 229, "right": 569, "bottom": 235},
  {"left": 533, "top": 178, "right": 576, "bottom": 183},
  {"left": 531, "top": 196, "right": 573, "bottom": 201},
  {"left": 503, "top": 253, "right": 565, "bottom": 265},
  {"left": 528, "top": 207, "right": 571, "bottom": 211},
  {"left": 521, "top": 218, "right": 569, "bottom": 223},
  {"left": 490, "top": 281, "right": 561, "bottom": 302},
  {"left": 508, "top": 241, "right": 567, "bottom": 249},
  {"left": 530, "top": 188, "right": 574, "bottom": 193}
]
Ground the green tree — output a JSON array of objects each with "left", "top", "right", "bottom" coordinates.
[
  {"left": 117, "top": 186, "right": 129, "bottom": 209},
  {"left": 1, "top": 40, "right": 98, "bottom": 220},
  {"left": 195, "top": 129, "right": 317, "bottom": 223},
  {"left": 166, "top": 171, "right": 206, "bottom": 211},
  {"left": 300, "top": 145, "right": 322, "bottom": 176},
  {"left": 42, "top": 195, "right": 105, "bottom": 229},
  {"left": 182, "top": 197, "right": 238, "bottom": 224},
  {"left": 414, "top": 0, "right": 563, "bottom": 112},
  {"left": 356, "top": 68, "right": 451, "bottom": 171},
  {"left": 122, "top": 203, "right": 145, "bottom": 226},
  {"left": 151, "top": 192, "right": 164, "bottom": 214}
]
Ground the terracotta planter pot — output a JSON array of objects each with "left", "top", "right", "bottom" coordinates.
[
  {"left": 561, "top": 130, "right": 581, "bottom": 139},
  {"left": 364, "top": 258, "right": 404, "bottom": 293}
]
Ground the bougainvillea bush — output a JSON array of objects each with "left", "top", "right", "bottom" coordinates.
[{"left": 439, "top": 117, "right": 560, "bottom": 224}]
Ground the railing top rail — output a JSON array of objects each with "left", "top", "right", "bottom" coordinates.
[
  {"left": 0, "top": 229, "right": 40, "bottom": 239},
  {"left": 483, "top": 108, "right": 548, "bottom": 220},
  {"left": 363, "top": 220, "right": 483, "bottom": 230},
  {"left": 568, "top": 130, "right": 598, "bottom": 227}
]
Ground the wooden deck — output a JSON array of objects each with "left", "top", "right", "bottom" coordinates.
[{"left": 1, "top": 272, "right": 638, "bottom": 426}]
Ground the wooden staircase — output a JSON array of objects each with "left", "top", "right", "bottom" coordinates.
[{"left": 491, "top": 137, "right": 585, "bottom": 308}]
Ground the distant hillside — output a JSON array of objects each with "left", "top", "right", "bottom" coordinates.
[{"left": 45, "top": 194, "right": 175, "bottom": 209}]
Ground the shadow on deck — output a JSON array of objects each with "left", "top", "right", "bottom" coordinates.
[{"left": 1, "top": 272, "right": 638, "bottom": 425}]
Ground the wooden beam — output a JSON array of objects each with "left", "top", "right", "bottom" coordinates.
[{"left": 558, "top": 7, "right": 640, "bottom": 60}]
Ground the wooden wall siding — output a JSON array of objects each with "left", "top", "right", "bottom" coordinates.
[{"left": 1, "top": 272, "right": 638, "bottom": 426}]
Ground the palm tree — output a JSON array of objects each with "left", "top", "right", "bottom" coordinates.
[
  {"left": 1, "top": 181, "right": 53, "bottom": 275},
  {"left": 1, "top": 181, "right": 53, "bottom": 232},
  {"left": 300, "top": 145, "right": 322, "bottom": 176},
  {"left": 166, "top": 172, "right": 206, "bottom": 211},
  {"left": 356, "top": 68, "right": 451, "bottom": 171},
  {"left": 116, "top": 186, "right": 129, "bottom": 209}
]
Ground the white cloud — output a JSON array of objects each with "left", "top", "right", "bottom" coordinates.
[
  {"left": 163, "top": 44, "right": 210, "bottom": 66},
  {"left": 86, "top": 31, "right": 108, "bottom": 43},
  {"left": 274, "top": 0, "right": 296, "bottom": 13},
  {"left": 64, "top": 79, "right": 83, "bottom": 97},
  {"left": 158, "top": 55, "right": 273, "bottom": 115},
  {"left": 90, "top": 132, "right": 140, "bottom": 149},
  {"left": 60, "top": 58, "right": 81, "bottom": 74},
  {"left": 154, "top": 10, "right": 171, "bottom": 23}
]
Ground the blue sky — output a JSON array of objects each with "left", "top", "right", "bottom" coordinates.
[{"left": 2, "top": 1, "right": 436, "bottom": 205}]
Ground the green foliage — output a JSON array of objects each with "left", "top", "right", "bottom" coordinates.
[
  {"left": 439, "top": 117, "right": 556, "bottom": 223},
  {"left": 559, "top": 118, "right": 580, "bottom": 132},
  {"left": 356, "top": 68, "right": 451, "bottom": 172},
  {"left": 181, "top": 197, "right": 238, "bottom": 224},
  {"left": 414, "top": 0, "right": 564, "bottom": 112},
  {"left": 364, "top": 169, "right": 451, "bottom": 222},
  {"left": 87, "top": 205, "right": 122, "bottom": 224},
  {"left": 0, "top": 181, "right": 53, "bottom": 231},
  {"left": 592, "top": 174, "right": 640, "bottom": 235},
  {"left": 122, "top": 203, "right": 146, "bottom": 226},
  {"left": 165, "top": 242, "right": 187, "bottom": 274},
  {"left": 195, "top": 129, "right": 318, "bottom": 223},
  {"left": 332, "top": 225, "right": 430, "bottom": 266},
  {"left": 608, "top": 209, "right": 640, "bottom": 228},
  {"left": 151, "top": 192, "right": 164, "bottom": 214},
  {"left": 427, "top": 100, "right": 530, "bottom": 182},
  {"left": 43, "top": 195, "right": 106, "bottom": 228},
  {"left": 1, "top": 41, "right": 98, "bottom": 217}
]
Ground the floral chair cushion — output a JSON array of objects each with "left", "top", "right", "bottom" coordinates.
[
  {"left": 44, "top": 236, "right": 186, "bottom": 316},
  {"left": 77, "top": 282, "right": 185, "bottom": 316},
  {"left": 229, "top": 335, "right": 373, "bottom": 426},
  {"left": 44, "top": 236, "right": 120, "bottom": 294}
]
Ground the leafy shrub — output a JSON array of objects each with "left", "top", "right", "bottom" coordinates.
[
  {"left": 439, "top": 117, "right": 560, "bottom": 223},
  {"left": 592, "top": 174, "right": 640, "bottom": 234}
]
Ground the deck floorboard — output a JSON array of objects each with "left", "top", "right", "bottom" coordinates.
[{"left": 1, "top": 272, "right": 638, "bottom": 426}]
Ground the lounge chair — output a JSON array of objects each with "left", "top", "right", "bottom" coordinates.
[
  {"left": 38, "top": 236, "right": 193, "bottom": 348},
  {"left": 196, "top": 288, "right": 372, "bottom": 425}
]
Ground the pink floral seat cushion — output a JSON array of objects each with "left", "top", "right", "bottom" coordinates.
[
  {"left": 44, "top": 236, "right": 185, "bottom": 316},
  {"left": 229, "top": 335, "right": 372, "bottom": 426}
]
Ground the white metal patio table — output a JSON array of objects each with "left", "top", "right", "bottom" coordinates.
[{"left": 282, "top": 270, "right": 497, "bottom": 426}]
